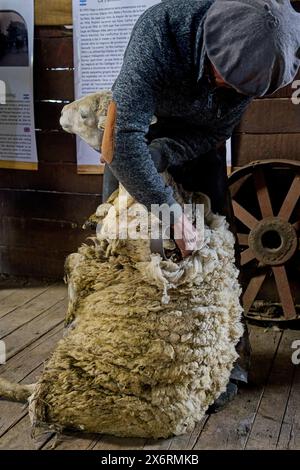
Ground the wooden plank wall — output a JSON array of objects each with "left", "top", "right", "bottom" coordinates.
[
  {"left": 0, "top": 24, "right": 102, "bottom": 279},
  {"left": 0, "top": 0, "right": 300, "bottom": 278},
  {"left": 233, "top": 0, "right": 300, "bottom": 166}
]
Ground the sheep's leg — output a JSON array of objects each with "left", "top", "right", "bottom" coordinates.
[{"left": 0, "top": 378, "right": 35, "bottom": 403}]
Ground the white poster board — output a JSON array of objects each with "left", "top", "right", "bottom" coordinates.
[
  {"left": 0, "top": 0, "right": 37, "bottom": 170},
  {"left": 72, "top": 0, "right": 161, "bottom": 174}
]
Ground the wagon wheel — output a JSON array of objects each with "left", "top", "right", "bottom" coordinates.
[{"left": 229, "top": 160, "right": 300, "bottom": 321}]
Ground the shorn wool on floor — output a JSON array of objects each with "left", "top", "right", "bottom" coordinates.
[{"left": 28, "top": 182, "right": 243, "bottom": 439}]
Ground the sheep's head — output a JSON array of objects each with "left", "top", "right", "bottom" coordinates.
[
  {"left": 60, "top": 91, "right": 157, "bottom": 151},
  {"left": 60, "top": 91, "right": 112, "bottom": 150}
]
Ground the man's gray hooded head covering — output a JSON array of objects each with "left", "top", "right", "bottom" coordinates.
[{"left": 204, "top": 0, "right": 300, "bottom": 96}]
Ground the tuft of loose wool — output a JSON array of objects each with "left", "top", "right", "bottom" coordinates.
[{"left": 29, "top": 184, "right": 243, "bottom": 439}]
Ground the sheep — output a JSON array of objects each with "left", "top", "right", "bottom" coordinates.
[
  {"left": 0, "top": 93, "right": 243, "bottom": 440},
  {"left": 27, "top": 183, "right": 243, "bottom": 439}
]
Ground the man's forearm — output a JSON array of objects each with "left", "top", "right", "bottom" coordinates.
[{"left": 109, "top": 131, "right": 177, "bottom": 211}]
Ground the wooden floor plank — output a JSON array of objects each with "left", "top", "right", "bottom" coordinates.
[
  {"left": 0, "top": 327, "right": 63, "bottom": 439},
  {"left": 277, "top": 363, "right": 300, "bottom": 449},
  {"left": 0, "top": 289, "right": 18, "bottom": 303},
  {"left": 0, "top": 285, "right": 51, "bottom": 320},
  {"left": 1, "top": 279, "right": 299, "bottom": 451},
  {"left": 42, "top": 432, "right": 99, "bottom": 450},
  {"left": 0, "top": 281, "right": 66, "bottom": 449},
  {"left": 0, "top": 324, "right": 63, "bottom": 382},
  {"left": 0, "top": 366, "right": 54, "bottom": 450},
  {"left": 3, "top": 298, "right": 66, "bottom": 360},
  {"left": 0, "top": 284, "right": 66, "bottom": 339},
  {"left": 168, "top": 417, "right": 209, "bottom": 450},
  {"left": 0, "top": 415, "right": 32, "bottom": 450},
  {"left": 0, "top": 411, "right": 53, "bottom": 450},
  {"left": 193, "top": 325, "right": 282, "bottom": 450},
  {"left": 0, "top": 364, "right": 46, "bottom": 444},
  {"left": 245, "top": 329, "right": 298, "bottom": 450}
]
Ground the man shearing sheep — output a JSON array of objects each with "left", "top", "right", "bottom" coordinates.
[{"left": 101, "top": 0, "right": 300, "bottom": 409}]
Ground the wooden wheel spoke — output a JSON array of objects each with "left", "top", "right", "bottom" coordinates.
[
  {"left": 241, "top": 248, "right": 256, "bottom": 266},
  {"left": 230, "top": 174, "right": 251, "bottom": 199},
  {"left": 253, "top": 168, "right": 273, "bottom": 218},
  {"left": 278, "top": 174, "right": 300, "bottom": 221},
  {"left": 243, "top": 272, "right": 267, "bottom": 312},
  {"left": 232, "top": 200, "right": 259, "bottom": 231},
  {"left": 272, "top": 266, "right": 297, "bottom": 320},
  {"left": 237, "top": 233, "right": 249, "bottom": 246}
]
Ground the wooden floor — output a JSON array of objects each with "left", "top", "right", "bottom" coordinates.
[{"left": 0, "top": 280, "right": 300, "bottom": 450}]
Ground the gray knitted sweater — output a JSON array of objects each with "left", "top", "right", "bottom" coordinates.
[{"left": 110, "top": 0, "right": 252, "bottom": 210}]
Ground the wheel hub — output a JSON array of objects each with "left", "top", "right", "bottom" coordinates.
[{"left": 249, "top": 216, "right": 298, "bottom": 266}]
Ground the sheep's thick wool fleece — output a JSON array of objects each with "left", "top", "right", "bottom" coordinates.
[{"left": 30, "top": 186, "right": 243, "bottom": 439}]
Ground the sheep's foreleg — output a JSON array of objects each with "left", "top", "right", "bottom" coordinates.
[{"left": 0, "top": 377, "right": 35, "bottom": 403}]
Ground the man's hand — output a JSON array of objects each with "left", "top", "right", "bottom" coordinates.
[{"left": 172, "top": 213, "right": 199, "bottom": 259}]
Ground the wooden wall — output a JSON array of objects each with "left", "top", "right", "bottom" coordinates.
[
  {"left": 0, "top": 23, "right": 102, "bottom": 279},
  {"left": 0, "top": 0, "right": 300, "bottom": 279},
  {"left": 233, "top": 72, "right": 300, "bottom": 166},
  {"left": 233, "top": 0, "right": 300, "bottom": 167}
]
